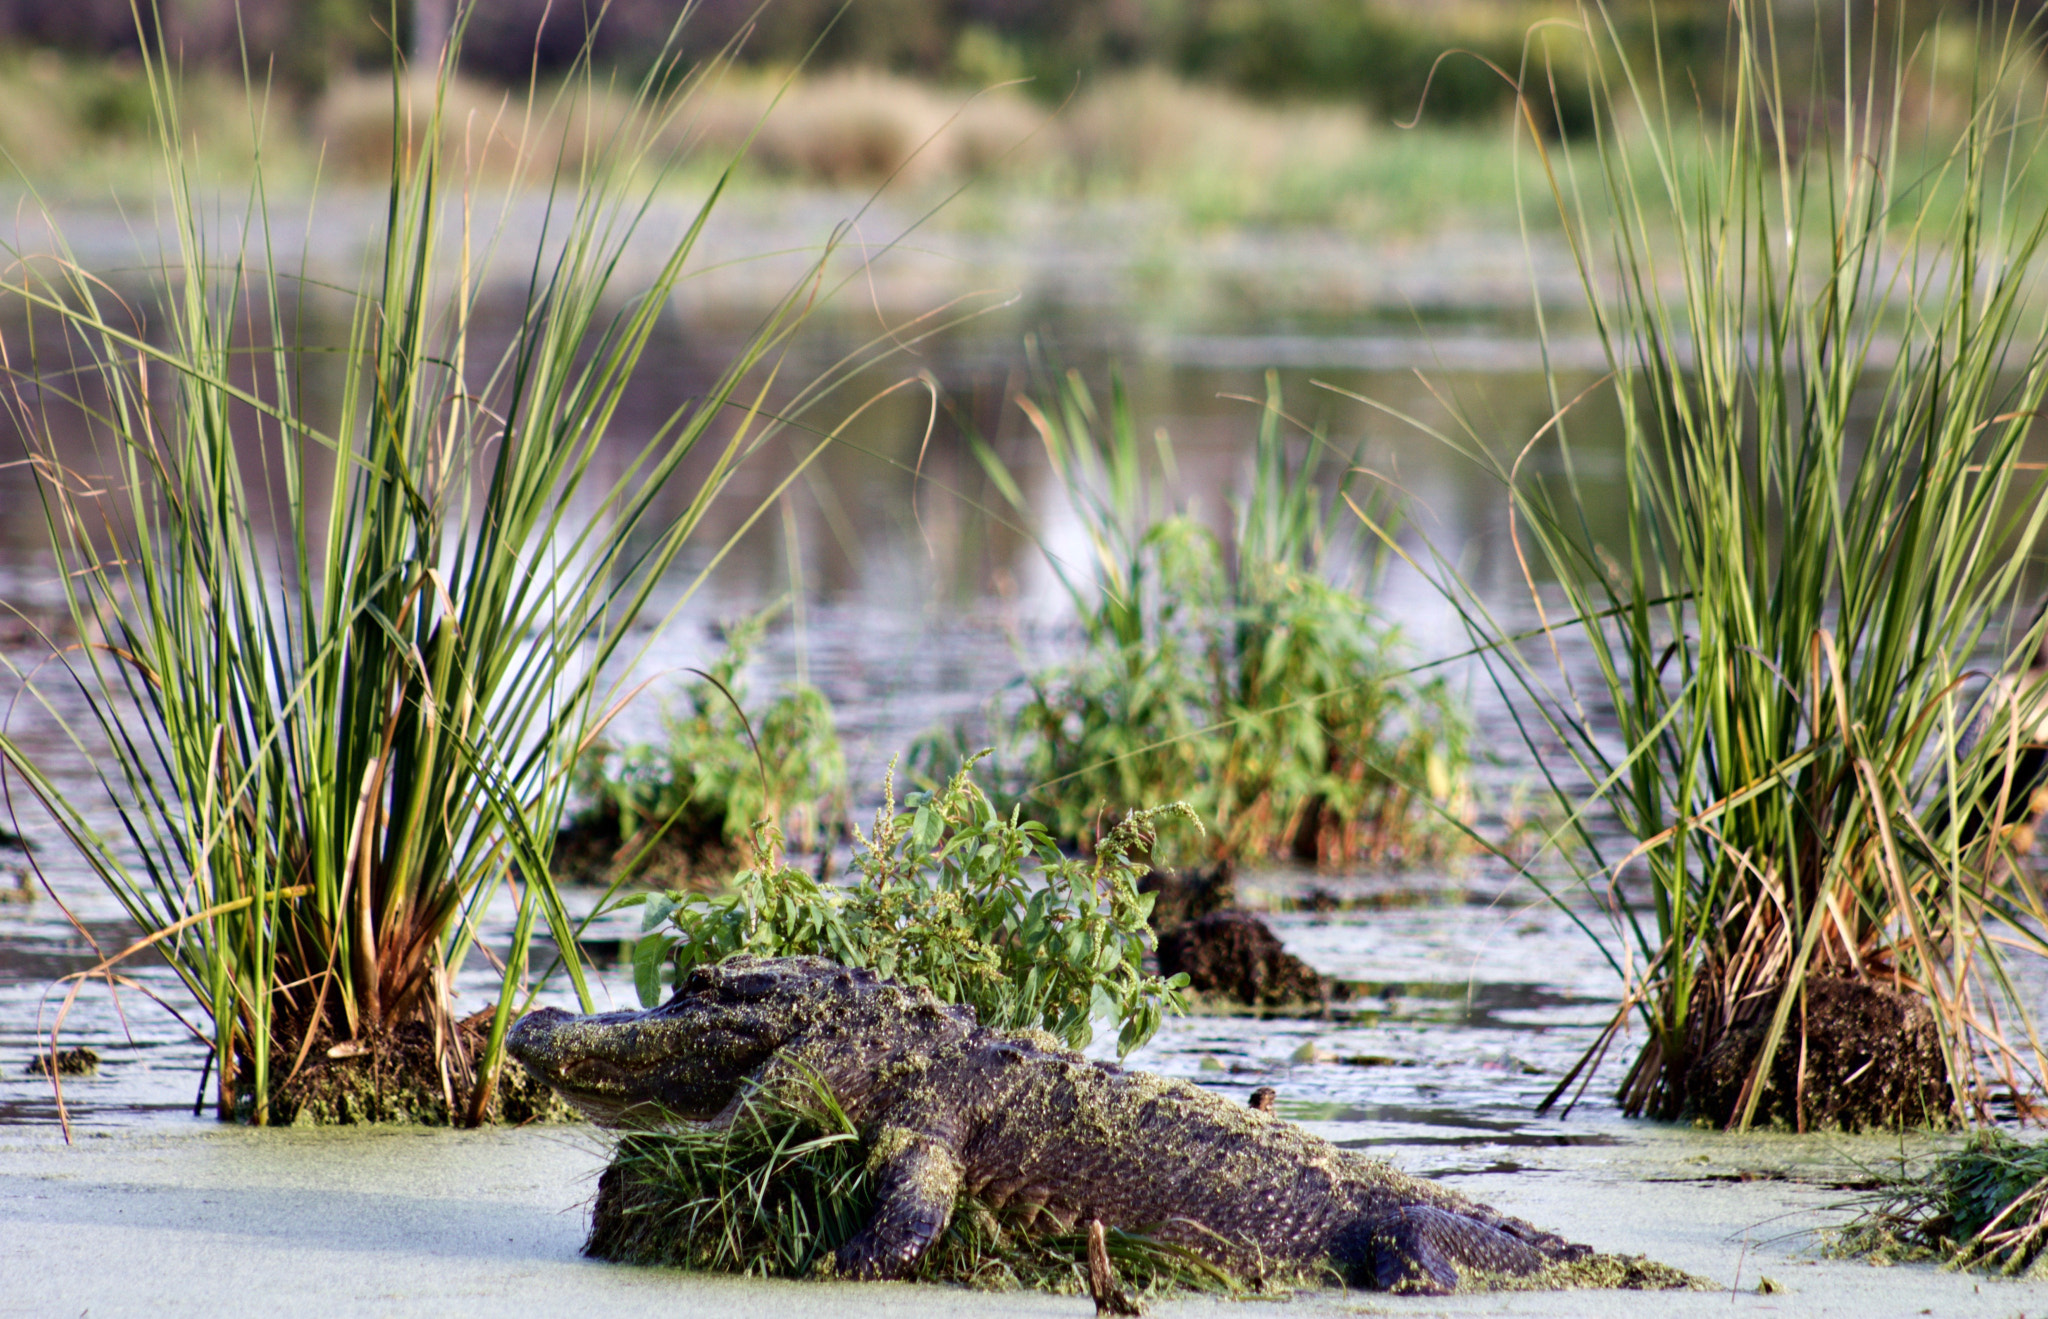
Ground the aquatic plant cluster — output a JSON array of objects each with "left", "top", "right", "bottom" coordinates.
[
  {"left": 624, "top": 762, "right": 1190, "bottom": 1058},
  {"left": 566, "top": 370, "right": 1473, "bottom": 878},
  {"left": 993, "top": 369, "right": 1471, "bottom": 869},
  {"left": 1401, "top": 0, "right": 2048, "bottom": 1131},
  {"left": 555, "top": 607, "right": 848, "bottom": 890}
]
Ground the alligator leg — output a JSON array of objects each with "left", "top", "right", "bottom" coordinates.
[
  {"left": 833, "top": 1129, "right": 964, "bottom": 1280},
  {"left": 1333, "top": 1203, "right": 1566, "bottom": 1294}
]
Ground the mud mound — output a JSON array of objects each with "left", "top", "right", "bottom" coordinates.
[
  {"left": 1138, "top": 860, "right": 1237, "bottom": 933},
  {"left": 551, "top": 808, "right": 736, "bottom": 891},
  {"left": 1157, "top": 910, "right": 1324, "bottom": 1008},
  {"left": 1683, "top": 974, "right": 1951, "bottom": 1130},
  {"left": 267, "top": 1016, "right": 574, "bottom": 1127}
]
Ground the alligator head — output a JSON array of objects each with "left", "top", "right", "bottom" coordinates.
[{"left": 505, "top": 955, "right": 854, "bottom": 1125}]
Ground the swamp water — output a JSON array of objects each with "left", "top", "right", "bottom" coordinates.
[{"left": 1, "top": 196, "right": 2043, "bottom": 1313}]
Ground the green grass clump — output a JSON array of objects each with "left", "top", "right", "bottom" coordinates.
[
  {"left": 991, "top": 369, "right": 1469, "bottom": 869},
  {"left": 559, "top": 606, "right": 846, "bottom": 888},
  {"left": 0, "top": 14, "right": 863, "bottom": 1128},
  {"left": 1384, "top": 0, "right": 2048, "bottom": 1126},
  {"left": 1838, "top": 1132, "right": 2048, "bottom": 1275},
  {"left": 587, "top": 1075, "right": 1251, "bottom": 1294},
  {"left": 623, "top": 760, "right": 1189, "bottom": 1057}
]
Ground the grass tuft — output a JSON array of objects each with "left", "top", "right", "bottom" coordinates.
[{"left": 1837, "top": 1131, "right": 2048, "bottom": 1275}]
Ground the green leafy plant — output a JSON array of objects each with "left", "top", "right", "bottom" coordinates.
[
  {"left": 625, "top": 759, "right": 1189, "bottom": 1057},
  {"left": 1373, "top": 0, "right": 2048, "bottom": 1126},
  {"left": 0, "top": 11, "right": 879, "bottom": 1127},
  {"left": 989, "top": 367, "right": 1470, "bottom": 868},
  {"left": 558, "top": 605, "right": 846, "bottom": 888}
]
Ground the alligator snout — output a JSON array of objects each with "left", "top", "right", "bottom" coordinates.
[{"left": 505, "top": 1006, "right": 574, "bottom": 1069}]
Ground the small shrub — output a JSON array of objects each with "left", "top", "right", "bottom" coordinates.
[
  {"left": 558, "top": 608, "right": 847, "bottom": 888},
  {"left": 987, "top": 369, "right": 1471, "bottom": 869},
  {"left": 622, "top": 759, "right": 1190, "bottom": 1057}
]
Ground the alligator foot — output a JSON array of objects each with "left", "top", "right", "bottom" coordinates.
[{"left": 1336, "top": 1204, "right": 1583, "bottom": 1294}]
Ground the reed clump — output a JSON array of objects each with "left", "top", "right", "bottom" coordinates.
[
  {"left": 988, "top": 370, "right": 1470, "bottom": 870},
  {"left": 0, "top": 11, "right": 861, "bottom": 1128},
  {"left": 1385, "top": 0, "right": 2048, "bottom": 1128}
]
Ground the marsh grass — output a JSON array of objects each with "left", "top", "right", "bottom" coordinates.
[
  {"left": 588, "top": 1072, "right": 1251, "bottom": 1295},
  {"left": 557, "top": 604, "right": 847, "bottom": 889},
  {"left": 0, "top": 10, "right": 922, "bottom": 1128},
  {"left": 1838, "top": 1131, "right": 2048, "bottom": 1275},
  {"left": 1368, "top": 0, "right": 2048, "bottom": 1125},
  {"left": 985, "top": 368, "right": 1471, "bottom": 869}
]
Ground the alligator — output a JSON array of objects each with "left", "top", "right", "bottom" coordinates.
[{"left": 507, "top": 955, "right": 1682, "bottom": 1294}]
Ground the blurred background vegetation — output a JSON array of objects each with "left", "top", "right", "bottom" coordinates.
[{"left": 0, "top": 0, "right": 2027, "bottom": 216}]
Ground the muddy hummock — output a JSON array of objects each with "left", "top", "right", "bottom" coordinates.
[
  {"left": 510, "top": 955, "right": 1705, "bottom": 1294},
  {"left": 1677, "top": 974, "right": 1951, "bottom": 1131},
  {"left": 1158, "top": 910, "right": 1327, "bottom": 1008},
  {"left": 265, "top": 1016, "right": 574, "bottom": 1127},
  {"left": 1141, "top": 862, "right": 1326, "bottom": 1009},
  {"left": 1137, "top": 861, "right": 1238, "bottom": 932},
  {"left": 551, "top": 806, "right": 737, "bottom": 891}
]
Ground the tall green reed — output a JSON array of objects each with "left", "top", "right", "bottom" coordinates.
[
  {"left": 1365, "top": 0, "right": 2048, "bottom": 1125},
  {"left": 0, "top": 11, "right": 881, "bottom": 1127}
]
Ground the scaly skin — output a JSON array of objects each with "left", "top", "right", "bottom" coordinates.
[{"left": 507, "top": 955, "right": 1596, "bottom": 1293}]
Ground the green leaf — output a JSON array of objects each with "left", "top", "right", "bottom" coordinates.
[{"left": 633, "top": 934, "right": 674, "bottom": 1009}]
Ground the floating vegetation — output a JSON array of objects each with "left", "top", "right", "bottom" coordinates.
[
  {"left": 557, "top": 606, "right": 847, "bottom": 890},
  {"left": 23, "top": 1047, "right": 99, "bottom": 1078},
  {"left": 1391, "top": 0, "right": 2048, "bottom": 1127},
  {"left": 623, "top": 760, "right": 1188, "bottom": 1055},
  {"left": 1836, "top": 1132, "right": 2048, "bottom": 1276},
  {"left": 975, "top": 368, "right": 1470, "bottom": 870}
]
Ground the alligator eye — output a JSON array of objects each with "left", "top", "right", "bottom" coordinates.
[
  {"left": 563, "top": 1059, "right": 626, "bottom": 1087},
  {"left": 726, "top": 971, "right": 781, "bottom": 1001}
]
